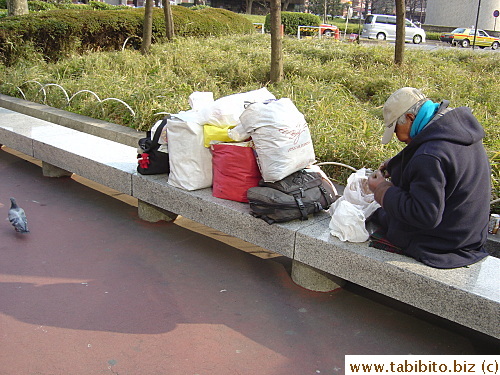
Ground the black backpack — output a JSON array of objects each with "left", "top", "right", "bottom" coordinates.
[
  {"left": 137, "top": 116, "right": 170, "bottom": 175},
  {"left": 247, "top": 169, "right": 338, "bottom": 224}
]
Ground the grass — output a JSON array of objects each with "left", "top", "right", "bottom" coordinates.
[{"left": 0, "top": 34, "right": 498, "bottom": 207}]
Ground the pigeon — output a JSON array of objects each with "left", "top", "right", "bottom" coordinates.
[{"left": 8, "top": 197, "right": 29, "bottom": 233}]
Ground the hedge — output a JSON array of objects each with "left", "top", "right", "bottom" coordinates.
[
  {"left": 264, "top": 11, "right": 321, "bottom": 35},
  {"left": 0, "top": 6, "right": 254, "bottom": 65}
]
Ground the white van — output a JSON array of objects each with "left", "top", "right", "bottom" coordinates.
[{"left": 361, "top": 14, "right": 426, "bottom": 44}]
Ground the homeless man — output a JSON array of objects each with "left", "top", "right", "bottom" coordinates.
[{"left": 367, "top": 87, "right": 490, "bottom": 269}]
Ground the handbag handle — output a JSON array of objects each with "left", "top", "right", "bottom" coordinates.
[{"left": 149, "top": 115, "right": 170, "bottom": 148}]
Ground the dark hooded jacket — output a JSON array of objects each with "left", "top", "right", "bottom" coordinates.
[{"left": 375, "top": 101, "right": 490, "bottom": 268}]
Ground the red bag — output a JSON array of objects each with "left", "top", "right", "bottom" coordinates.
[{"left": 211, "top": 142, "right": 262, "bottom": 203}]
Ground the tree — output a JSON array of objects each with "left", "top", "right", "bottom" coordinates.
[
  {"left": 306, "top": 0, "right": 342, "bottom": 21},
  {"left": 141, "top": 0, "right": 154, "bottom": 55},
  {"left": 7, "top": 0, "right": 28, "bottom": 16},
  {"left": 245, "top": 0, "right": 254, "bottom": 14},
  {"left": 162, "top": 0, "right": 175, "bottom": 40},
  {"left": 394, "top": 0, "right": 405, "bottom": 65},
  {"left": 269, "top": 0, "right": 283, "bottom": 83},
  {"left": 370, "top": 0, "right": 394, "bottom": 14},
  {"left": 406, "top": 0, "right": 426, "bottom": 23}
]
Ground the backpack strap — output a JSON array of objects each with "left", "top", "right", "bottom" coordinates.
[{"left": 293, "top": 188, "right": 309, "bottom": 220}]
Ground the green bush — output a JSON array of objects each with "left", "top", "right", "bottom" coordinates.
[
  {"left": 0, "top": 7, "right": 254, "bottom": 65},
  {"left": 264, "top": 11, "right": 321, "bottom": 35},
  {"left": 88, "top": 0, "right": 118, "bottom": 10},
  {"left": 190, "top": 5, "right": 210, "bottom": 10},
  {"left": 54, "top": 3, "right": 93, "bottom": 9},
  {"left": 0, "top": 0, "right": 6, "bottom": 9},
  {"left": 28, "top": 1, "right": 57, "bottom": 11}
]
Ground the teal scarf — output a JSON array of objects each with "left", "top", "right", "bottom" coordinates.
[{"left": 410, "top": 100, "right": 440, "bottom": 139}]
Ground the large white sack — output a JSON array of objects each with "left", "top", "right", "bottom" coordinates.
[
  {"left": 198, "top": 87, "right": 276, "bottom": 127},
  {"left": 166, "top": 110, "right": 212, "bottom": 190},
  {"left": 230, "top": 98, "right": 316, "bottom": 182}
]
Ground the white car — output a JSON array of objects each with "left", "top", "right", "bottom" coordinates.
[{"left": 361, "top": 14, "right": 426, "bottom": 44}]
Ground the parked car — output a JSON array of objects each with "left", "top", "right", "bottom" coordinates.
[
  {"left": 449, "top": 28, "right": 500, "bottom": 49},
  {"left": 319, "top": 24, "right": 339, "bottom": 37},
  {"left": 361, "top": 14, "right": 426, "bottom": 44},
  {"left": 439, "top": 28, "right": 463, "bottom": 43}
]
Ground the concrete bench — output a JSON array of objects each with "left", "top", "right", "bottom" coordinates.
[{"left": 1, "top": 95, "right": 499, "bottom": 341}]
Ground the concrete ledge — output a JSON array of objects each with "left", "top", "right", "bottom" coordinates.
[
  {"left": 295, "top": 219, "right": 500, "bottom": 339},
  {"left": 132, "top": 173, "right": 330, "bottom": 258},
  {"left": 0, "top": 94, "right": 142, "bottom": 148},
  {"left": 0, "top": 107, "right": 137, "bottom": 195}
]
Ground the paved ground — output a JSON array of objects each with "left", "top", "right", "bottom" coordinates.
[{"left": 0, "top": 147, "right": 496, "bottom": 375}]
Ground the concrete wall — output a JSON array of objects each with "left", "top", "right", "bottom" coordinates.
[{"left": 426, "top": 0, "right": 500, "bottom": 31}]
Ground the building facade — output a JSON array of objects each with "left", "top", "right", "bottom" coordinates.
[{"left": 425, "top": 0, "right": 500, "bottom": 30}]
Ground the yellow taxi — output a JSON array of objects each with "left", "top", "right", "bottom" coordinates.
[{"left": 448, "top": 28, "right": 500, "bottom": 49}]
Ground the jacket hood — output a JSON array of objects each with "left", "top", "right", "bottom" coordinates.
[{"left": 409, "top": 101, "right": 485, "bottom": 148}]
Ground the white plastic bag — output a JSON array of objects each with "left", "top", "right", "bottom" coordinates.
[
  {"left": 198, "top": 87, "right": 276, "bottom": 128},
  {"left": 229, "top": 98, "right": 316, "bottom": 182},
  {"left": 166, "top": 110, "right": 213, "bottom": 190},
  {"left": 343, "top": 168, "right": 377, "bottom": 208},
  {"left": 189, "top": 91, "right": 214, "bottom": 111},
  {"left": 328, "top": 168, "right": 380, "bottom": 242}
]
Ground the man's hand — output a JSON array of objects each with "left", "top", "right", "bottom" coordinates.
[
  {"left": 368, "top": 170, "right": 386, "bottom": 193},
  {"left": 379, "top": 158, "right": 391, "bottom": 178},
  {"left": 368, "top": 169, "right": 394, "bottom": 206}
]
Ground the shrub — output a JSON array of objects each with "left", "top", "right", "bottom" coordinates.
[
  {"left": 265, "top": 11, "right": 321, "bottom": 35},
  {"left": 0, "top": 7, "right": 254, "bottom": 64},
  {"left": 88, "top": 0, "right": 118, "bottom": 10},
  {"left": 190, "top": 5, "right": 210, "bottom": 10},
  {"left": 28, "top": 1, "right": 57, "bottom": 11},
  {"left": 0, "top": 0, "right": 6, "bottom": 9}
]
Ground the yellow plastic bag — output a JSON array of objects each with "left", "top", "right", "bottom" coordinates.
[{"left": 203, "top": 124, "right": 235, "bottom": 148}]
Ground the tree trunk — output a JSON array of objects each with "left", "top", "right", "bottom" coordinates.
[
  {"left": 141, "top": 0, "right": 154, "bottom": 55},
  {"left": 162, "top": 0, "right": 175, "bottom": 41},
  {"left": 7, "top": 0, "right": 28, "bottom": 16},
  {"left": 269, "top": 0, "right": 283, "bottom": 83},
  {"left": 394, "top": 0, "right": 405, "bottom": 65},
  {"left": 245, "top": 0, "right": 253, "bottom": 14}
]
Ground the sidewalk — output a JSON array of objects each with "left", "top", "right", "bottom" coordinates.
[{"left": 0, "top": 147, "right": 495, "bottom": 375}]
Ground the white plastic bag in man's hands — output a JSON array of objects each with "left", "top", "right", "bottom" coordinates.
[
  {"left": 328, "top": 168, "right": 381, "bottom": 242},
  {"left": 343, "top": 168, "right": 376, "bottom": 208}
]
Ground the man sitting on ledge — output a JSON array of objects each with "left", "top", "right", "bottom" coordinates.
[{"left": 367, "top": 87, "right": 490, "bottom": 269}]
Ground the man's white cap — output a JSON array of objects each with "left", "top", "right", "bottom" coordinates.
[{"left": 382, "top": 87, "right": 427, "bottom": 144}]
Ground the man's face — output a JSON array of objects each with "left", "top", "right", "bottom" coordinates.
[{"left": 395, "top": 113, "right": 415, "bottom": 144}]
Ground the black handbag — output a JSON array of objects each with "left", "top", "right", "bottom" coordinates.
[{"left": 137, "top": 116, "right": 170, "bottom": 175}]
